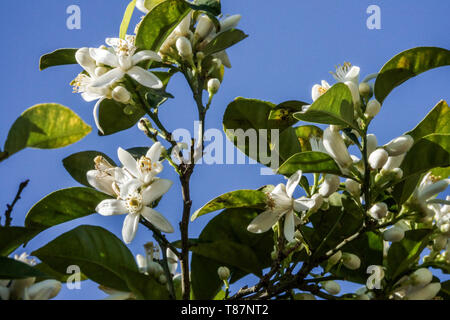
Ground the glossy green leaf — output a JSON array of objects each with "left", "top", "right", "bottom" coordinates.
[
  {"left": 39, "top": 49, "right": 78, "bottom": 71},
  {"left": 407, "top": 100, "right": 449, "bottom": 141},
  {"left": 33, "top": 225, "right": 138, "bottom": 292},
  {"left": 294, "top": 125, "right": 323, "bottom": 151},
  {"left": 63, "top": 151, "right": 116, "bottom": 187},
  {"left": 294, "top": 83, "right": 358, "bottom": 130},
  {"left": 135, "top": 0, "right": 190, "bottom": 51},
  {"left": 0, "top": 227, "right": 40, "bottom": 256},
  {"left": 25, "top": 188, "right": 111, "bottom": 231},
  {"left": 121, "top": 268, "right": 170, "bottom": 300},
  {"left": 401, "top": 134, "right": 449, "bottom": 179},
  {"left": 203, "top": 29, "right": 248, "bottom": 57},
  {"left": 190, "top": 0, "right": 221, "bottom": 16},
  {"left": 4, "top": 104, "right": 91, "bottom": 158},
  {"left": 34, "top": 262, "right": 88, "bottom": 283},
  {"left": 97, "top": 99, "right": 145, "bottom": 136},
  {"left": 143, "top": 0, "right": 166, "bottom": 12},
  {"left": 191, "top": 190, "right": 267, "bottom": 221},
  {"left": 0, "top": 257, "right": 47, "bottom": 280},
  {"left": 223, "top": 97, "right": 301, "bottom": 168},
  {"left": 278, "top": 151, "right": 343, "bottom": 177},
  {"left": 119, "top": 0, "right": 137, "bottom": 40},
  {"left": 191, "top": 208, "right": 274, "bottom": 300},
  {"left": 375, "top": 47, "right": 450, "bottom": 103},
  {"left": 387, "top": 229, "right": 432, "bottom": 280}
]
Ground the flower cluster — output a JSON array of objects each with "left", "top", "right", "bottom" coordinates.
[
  {"left": 0, "top": 253, "right": 61, "bottom": 300},
  {"left": 88, "top": 142, "right": 174, "bottom": 244}
]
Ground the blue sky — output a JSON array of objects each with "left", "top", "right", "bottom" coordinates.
[{"left": 0, "top": 0, "right": 449, "bottom": 299}]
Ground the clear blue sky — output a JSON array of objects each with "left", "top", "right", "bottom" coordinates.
[{"left": 0, "top": 0, "right": 449, "bottom": 299}]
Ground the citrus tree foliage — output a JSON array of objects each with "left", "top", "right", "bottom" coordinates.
[{"left": 0, "top": 0, "right": 449, "bottom": 301}]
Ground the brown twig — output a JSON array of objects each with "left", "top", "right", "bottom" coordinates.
[{"left": 4, "top": 180, "right": 30, "bottom": 227}]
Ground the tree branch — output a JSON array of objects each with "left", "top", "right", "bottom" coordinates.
[{"left": 3, "top": 180, "right": 29, "bottom": 227}]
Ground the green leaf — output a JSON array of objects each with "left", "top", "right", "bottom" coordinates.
[
  {"left": 191, "top": 208, "right": 274, "bottom": 299},
  {"left": 98, "top": 99, "right": 146, "bottom": 136},
  {"left": 120, "top": 0, "right": 137, "bottom": 39},
  {"left": 121, "top": 268, "right": 170, "bottom": 300},
  {"left": 34, "top": 262, "right": 88, "bottom": 283},
  {"left": 0, "top": 227, "right": 40, "bottom": 256},
  {"left": 4, "top": 103, "right": 91, "bottom": 158},
  {"left": 375, "top": 47, "right": 450, "bottom": 103},
  {"left": 143, "top": 0, "right": 166, "bottom": 12},
  {"left": 392, "top": 173, "right": 422, "bottom": 206},
  {"left": 33, "top": 225, "right": 138, "bottom": 292},
  {"left": 0, "top": 257, "right": 47, "bottom": 280},
  {"left": 191, "top": 190, "right": 267, "bottom": 221},
  {"left": 25, "top": 188, "right": 111, "bottom": 231},
  {"left": 135, "top": 0, "right": 190, "bottom": 51},
  {"left": 268, "top": 101, "right": 308, "bottom": 128},
  {"left": 63, "top": 151, "right": 116, "bottom": 187},
  {"left": 294, "top": 83, "right": 358, "bottom": 130},
  {"left": 407, "top": 100, "right": 449, "bottom": 141},
  {"left": 39, "top": 49, "right": 78, "bottom": 71},
  {"left": 203, "top": 29, "right": 248, "bottom": 57},
  {"left": 223, "top": 97, "right": 301, "bottom": 168},
  {"left": 328, "top": 232, "right": 384, "bottom": 284},
  {"left": 190, "top": 0, "right": 221, "bottom": 16},
  {"left": 387, "top": 229, "right": 432, "bottom": 280},
  {"left": 294, "top": 125, "right": 323, "bottom": 151},
  {"left": 401, "top": 134, "right": 449, "bottom": 179},
  {"left": 278, "top": 151, "right": 343, "bottom": 177}
]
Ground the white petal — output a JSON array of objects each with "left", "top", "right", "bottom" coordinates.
[
  {"left": 213, "top": 51, "right": 231, "bottom": 68},
  {"left": 142, "top": 179, "right": 173, "bottom": 205},
  {"left": 132, "top": 50, "right": 162, "bottom": 65},
  {"left": 141, "top": 207, "right": 174, "bottom": 233},
  {"left": 96, "top": 199, "right": 127, "bottom": 216},
  {"left": 89, "top": 48, "right": 119, "bottom": 68},
  {"left": 114, "top": 167, "right": 133, "bottom": 185},
  {"left": 120, "top": 179, "right": 143, "bottom": 199},
  {"left": 93, "top": 98, "right": 104, "bottom": 134},
  {"left": 286, "top": 170, "right": 302, "bottom": 198},
  {"left": 81, "top": 91, "right": 103, "bottom": 102},
  {"left": 283, "top": 211, "right": 295, "bottom": 242},
  {"left": 118, "top": 148, "right": 140, "bottom": 178},
  {"left": 311, "top": 84, "right": 321, "bottom": 102},
  {"left": 136, "top": 0, "right": 149, "bottom": 13},
  {"left": 146, "top": 142, "right": 163, "bottom": 163},
  {"left": 127, "top": 66, "right": 163, "bottom": 89},
  {"left": 26, "top": 280, "right": 61, "bottom": 300},
  {"left": 294, "top": 197, "right": 316, "bottom": 212},
  {"left": 247, "top": 210, "right": 280, "bottom": 234},
  {"left": 86, "top": 170, "right": 115, "bottom": 196},
  {"left": 90, "top": 68, "right": 125, "bottom": 88},
  {"left": 122, "top": 213, "right": 140, "bottom": 244}
]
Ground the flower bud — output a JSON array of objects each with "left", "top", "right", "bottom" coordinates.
[
  {"left": 322, "top": 281, "right": 341, "bottom": 295},
  {"left": 112, "top": 86, "right": 131, "bottom": 104},
  {"left": 294, "top": 293, "right": 316, "bottom": 300},
  {"left": 194, "top": 15, "right": 214, "bottom": 41},
  {"left": 405, "top": 282, "right": 441, "bottom": 300},
  {"left": 366, "top": 134, "right": 378, "bottom": 157},
  {"left": 220, "top": 14, "right": 242, "bottom": 32},
  {"left": 207, "top": 78, "right": 221, "bottom": 95},
  {"left": 176, "top": 37, "right": 193, "bottom": 59},
  {"left": 138, "top": 117, "right": 152, "bottom": 132},
  {"left": 319, "top": 174, "right": 340, "bottom": 197},
  {"left": 356, "top": 293, "right": 371, "bottom": 300},
  {"left": 323, "top": 127, "right": 353, "bottom": 169},
  {"left": 410, "top": 268, "right": 433, "bottom": 287},
  {"left": 382, "top": 153, "right": 405, "bottom": 171},
  {"left": 345, "top": 179, "right": 360, "bottom": 197},
  {"left": 384, "top": 135, "right": 414, "bottom": 156},
  {"left": 342, "top": 253, "right": 361, "bottom": 270},
  {"left": 365, "top": 99, "right": 381, "bottom": 118},
  {"left": 148, "top": 261, "right": 164, "bottom": 277},
  {"left": 369, "top": 202, "right": 388, "bottom": 220},
  {"left": 158, "top": 274, "right": 167, "bottom": 285},
  {"left": 359, "top": 82, "right": 372, "bottom": 97},
  {"left": 328, "top": 250, "right": 342, "bottom": 267},
  {"left": 196, "top": 51, "right": 205, "bottom": 60},
  {"left": 26, "top": 279, "right": 62, "bottom": 300},
  {"left": 217, "top": 266, "right": 231, "bottom": 281},
  {"left": 309, "top": 193, "right": 324, "bottom": 213},
  {"left": 433, "top": 235, "right": 447, "bottom": 251},
  {"left": 369, "top": 148, "right": 389, "bottom": 169},
  {"left": 417, "top": 179, "right": 450, "bottom": 202},
  {"left": 392, "top": 168, "right": 404, "bottom": 180},
  {"left": 383, "top": 227, "right": 405, "bottom": 242}
]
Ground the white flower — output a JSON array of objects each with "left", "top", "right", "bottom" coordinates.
[
  {"left": 319, "top": 174, "right": 341, "bottom": 198},
  {"left": 369, "top": 202, "right": 388, "bottom": 220},
  {"left": 89, "top": 36, "right": 163, "bottom": 90},
  {"left": 331, "top": 62, "right": 360, "bottom": 85},
  {"left": 118, "top": 142, "right": 165, "bottom": 185},
  {"left": 87, "top": 156, "right": 122, "bottom": 197},
  {"left": 323, "top": 127, "right": 353, "bottom": 169},
  {"left": 247, "top": 170, "right": 316, "bottom": 242},
  {"left": 95, "top": 178, "right": 174, "bottom": 244},
  {"left": 312, "top": 80, "right": 331, "bottom": 102},
  {"left": 413, "top": 173, "right": 450, "bottom": 216}
]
